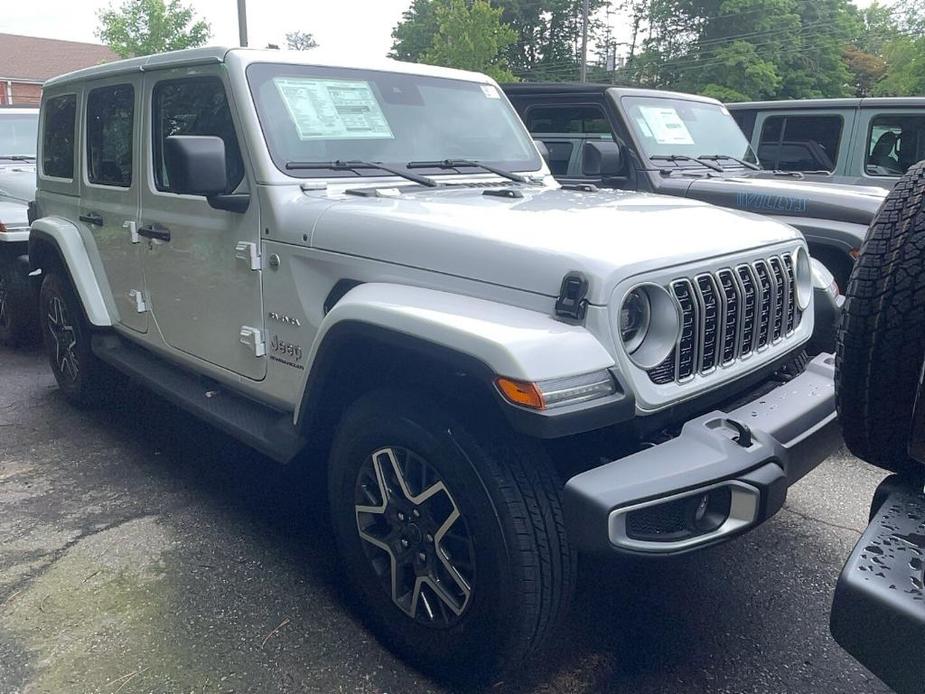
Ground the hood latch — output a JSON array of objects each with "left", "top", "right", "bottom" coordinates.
[{"left": 555, "top": 272, "right": 589, "bottom": 321}]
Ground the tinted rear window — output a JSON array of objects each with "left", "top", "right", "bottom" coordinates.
[
  {"left": 42, "top": 94, "right": 77, "bottom": 179},
  {"left": 87, "top": 84, "right": 134, "bottom": 187},
  {"left": 757, "top": 115, "right": 842, "bottom": 172}
]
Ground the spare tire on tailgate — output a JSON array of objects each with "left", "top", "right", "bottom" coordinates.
[{"left": 836, "top": 161, "right": 925, "bottom": 473}]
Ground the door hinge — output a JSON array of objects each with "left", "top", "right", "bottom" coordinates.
[
  {"left": 239, "top": 326, "right": 266, "bottom": 357},
  {"left": 235, "top": 241, "right": 261, "bottom": 271},
  {"left": 129, "top": 289, "right": 147, "bottom": 313},
  {"left": 123, "top": 220, "right": 139, "bottom": 244}
]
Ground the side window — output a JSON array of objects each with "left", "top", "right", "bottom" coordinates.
[
  {"left": 152, "top": 77, "right": 244, "bottom": 194},
  {"left": 757, "top": 116, "right": 783, "bottom": 169},
  {"left": 867, "top": 115, "right": 925, "bottom": 177},
  {"left": 42, "top": 94, "right": 77, "bottom": 179},
  {"left": 523, "top": 104, "right": 613, "bottom": 177},
  {"left": 525, "top": 105, "right": 612, "bottom": 135},
  {"left": 758, "top": 115, "right": 841, "bottom": 172},
  {"left": 86, "top": 84, "right": 134, "bottom": 187}
]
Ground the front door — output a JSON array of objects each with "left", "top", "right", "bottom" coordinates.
[
  {"left": 79, "top": 79, "right": 147, "bottom": 333},
  {"left": 139, "top": 70, "right": 265, "bottom": 380}
]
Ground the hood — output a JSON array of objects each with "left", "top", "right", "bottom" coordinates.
[
  {"left": 0, "top": 162, "right": 36, "bottom": 205},
  {"left": 0, "top": 198, "right": 29, "bottom": 228},
  {"left": 676, "top": 173, "right": 887, "bottom": 226},
  {"left": 309, "top": 186, "right": 801, "bottom": 303}
]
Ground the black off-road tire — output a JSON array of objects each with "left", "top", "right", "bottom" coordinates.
[
  {"left": 0, "top": 254, "right": 38, "bottom": 347},
  {"left": 836, "top": 161, "right": 925, "bottom": 472},
  {"left": 39, "top": 270, "right": 116, "bottom": 407},
  {"left": 327, "top": 389, "right": 575, "bottom": 683}
]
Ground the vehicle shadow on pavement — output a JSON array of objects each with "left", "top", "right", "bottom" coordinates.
[{"left": 12, "top": 372, "right": 880, "bottom": 694}]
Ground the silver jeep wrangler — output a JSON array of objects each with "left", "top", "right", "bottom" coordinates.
[{"left": 29, "top": 48, "right": 840, "bottom": 681}]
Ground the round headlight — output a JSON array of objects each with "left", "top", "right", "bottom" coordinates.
[
  {"left": 618, "top": 284, "right": 681, "bottom": 369},
  {"left": 794, "top": 247, "right": 813, "bottom": 310},
  {"left": 620, "top": 288, "right": 651, "bottom": 354}
]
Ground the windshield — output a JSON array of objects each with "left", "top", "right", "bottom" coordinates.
[
  {"left": 247, "top": 63, "right": 541, "bottom": 179},
  {"left": 0, "top": 112, "right": 38, "bottom": 158},
  {"left": 621, "top": 96, "right": 757, "bottom": 167}
]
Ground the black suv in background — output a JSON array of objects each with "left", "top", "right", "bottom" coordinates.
[{"left": 503, "top": 84, "right": 887, "bottom": 289}]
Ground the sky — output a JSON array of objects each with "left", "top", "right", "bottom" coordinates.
[{"left": 1, "top": 0, "right": 895, "bottom": 63}]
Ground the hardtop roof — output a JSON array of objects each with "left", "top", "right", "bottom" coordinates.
[
  {"left": 501, "top": 82, "right": 722, "bottom": 105},
  {"left": 728, "top": 97, "right": 925, "bottom": 111},
  {"left": 43, "top": 46, "right": 494, "bottom": 90}
]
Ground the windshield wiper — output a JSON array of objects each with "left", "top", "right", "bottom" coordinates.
[
  {"left": 697, "top": 154, "right": 760, "bottom": 171},
  {"left": 284, "top": 160, "right": 438, "bottom": 187},
  {"left": 649, "top": 154, "right": 723, "bottom": 172},
  {"left": 407, "top": 159, "right": 530, "bottom": 183},
  {"left": 0, "top": 154, "right": 35, "bottom": 161}
]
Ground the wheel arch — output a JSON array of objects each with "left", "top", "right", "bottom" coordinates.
[
  {"left": 294, "top": 283, "right": 622, "bottom": 444},
  {"left": 28, "top": 218, "right": 111, "bottom": 327}
]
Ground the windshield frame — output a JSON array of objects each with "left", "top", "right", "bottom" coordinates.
[
  {"left": 611, "top": 91, "right": 758, "bottom": 171},
  {"left": 245, "top": 62, "right": 542, "bottom": 181}
]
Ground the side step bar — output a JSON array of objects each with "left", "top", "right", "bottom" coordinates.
[{"left": 92, "top": 334, "right": 306, "bottom": 464}]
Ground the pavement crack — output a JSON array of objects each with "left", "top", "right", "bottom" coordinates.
[
  {"left": 781, "top": 506, "right": 862, "bottom": 536},
  {"left": 1, "top": 508, "right": 183, "bottom": 605}
]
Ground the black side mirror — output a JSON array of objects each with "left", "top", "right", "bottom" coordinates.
[
  {"left": 533, "top": 138, "right": 550, "bottom": 165},
  {"left": 581, "top": 140, "right": 624, "bottom": 177},
  {"left": 164, "top": 135, "right": 228, "bottom": 197}
]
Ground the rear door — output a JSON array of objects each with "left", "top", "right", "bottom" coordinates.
[
  {"left": 855, "top": 108, "right": 925, "bottom": 188},
  {"left": 78, "top": 78, "right": 146, "bottom": 333},
  {"left": 139, "top": 68, "right": 265, "bottom": 380}
]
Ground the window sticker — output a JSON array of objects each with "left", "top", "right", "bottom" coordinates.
[
  {"left": 481, "top": 84, "right": 501, "bottom": 99},
  {"left": 635, "top": 116, "right": 653, "bottom": 139},
  {"left": 638, "top": 105, "right": 694, "bottom": 145},
  {"left": 273, "top": 77, "right": 394, "bottom": 140}
]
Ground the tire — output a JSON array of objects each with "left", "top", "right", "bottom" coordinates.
[
  {"left": 38, "top": 270, "right": 115, "bottom": 407},
  {"left": 835, "top": 161, "right": 925, "bottom": 472},
  {"left": 0, "top": 254, "right": 38, "bottom": 347},
  {"left": 327, "top": 389, "right": 575, "bottom": 683}
]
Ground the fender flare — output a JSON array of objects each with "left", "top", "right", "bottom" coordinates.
[
  {"left": 29, "top": 218, "right": 112, "bottom": 327},
  {"left": 295, "top": 283, "right": 624, "bottom": 436}
]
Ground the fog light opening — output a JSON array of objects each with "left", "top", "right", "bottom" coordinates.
[{"left": 687, "top": 486, "right": 732, "bottom": 534}]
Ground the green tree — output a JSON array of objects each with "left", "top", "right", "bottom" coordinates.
[
  {"left": 286, "top": 31, "right": 318, "bottom": 51},
  {"left": 390, "top": 0, "right": 441, "bottom": 61},
  {"left": 96, "top": 0, "right": 210, "bottom": 58},
  {"left": 423, "top": 0, "right": 518, "bottom": 82}
]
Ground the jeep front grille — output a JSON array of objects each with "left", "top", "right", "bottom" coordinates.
[{"left": 648, "top": 253, "right": 803, "bottom": 385}]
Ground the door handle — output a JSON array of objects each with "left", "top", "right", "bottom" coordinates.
[
  {"left": 79, "top": 212, "right": 104, "bottom": 227},
  {"left": 137, "top": 223, "right": 171, "bottom": 242}
]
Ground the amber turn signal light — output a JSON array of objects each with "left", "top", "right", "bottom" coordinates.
[{"left": 495, "top": 377, "right": 545, "bottom": 410}]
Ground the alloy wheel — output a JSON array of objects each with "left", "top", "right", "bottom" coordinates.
[
  {"left": 46, "top": 294, "right": 79, "bottom": 383},
  {"left": 354, "top": 446, "right": 476, "bottom": 627}
]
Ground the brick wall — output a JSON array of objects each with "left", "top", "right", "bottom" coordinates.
[{"left": 0, "top": 81, "right": 43, "bottom": 106}]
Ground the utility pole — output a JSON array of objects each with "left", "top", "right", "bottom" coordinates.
[
  {"left": 579, "top": 0, "right": 590, "bottom": 82},
  {"left": 237, "top": 0, "right": 248, "bottom": 47}
]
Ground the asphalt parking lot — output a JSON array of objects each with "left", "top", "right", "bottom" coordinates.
[{"left": 0, "top": 343, "right": 893, "bottom": 694}]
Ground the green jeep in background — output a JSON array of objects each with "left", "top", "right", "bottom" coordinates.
[{"left": 729, "top": 97, "right": 925, "bottom": 189}]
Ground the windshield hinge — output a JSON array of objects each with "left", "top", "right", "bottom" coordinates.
[
  {"left": 240, "top": 326, "right": 266, "bottom": 357},
  {"left": 235, "top": 241, "right": 261, "bottom": 271},
  {"left": 555, "top": 272, "right": 589, "bottom": 321}
]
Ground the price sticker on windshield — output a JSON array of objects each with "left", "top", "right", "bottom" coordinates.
[
  {"left": 273, "top": 77, "right": 394, "bottom": 140},
  {"left": 638, "top": 105, "right": 694, "bottom": 146}
]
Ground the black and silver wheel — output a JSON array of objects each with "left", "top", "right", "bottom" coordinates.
[
  {"left": 39, "top": 270, "right": 113, "bottom": 407},
  {"left": 0, "top": 254, "right": 38, "bottom": 347},
  {"left": 328, "top": 389, "right": 575, "bottom": 682},
  {"left": 355, "top": 446, "right": 475, "bottom": 626}
]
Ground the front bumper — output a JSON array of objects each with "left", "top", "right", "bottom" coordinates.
[{"left": 563, "top": 353, "right": 839, "bottom": 555}]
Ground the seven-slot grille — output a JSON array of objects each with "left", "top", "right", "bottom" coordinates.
[{"left": 648, "top": 253, "right": 802, "bottom": 385}]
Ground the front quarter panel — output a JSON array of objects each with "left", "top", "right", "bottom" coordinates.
[
  {"left": 29, "top": 216, "right": 112, "bottom": 326},
  {"left": 293, "top": 282, "right": 616, "bottom": 423}
]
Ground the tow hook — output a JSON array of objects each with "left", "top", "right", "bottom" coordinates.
[{"left": 724, "top": 418, "right": 754, "bottom": 448}]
